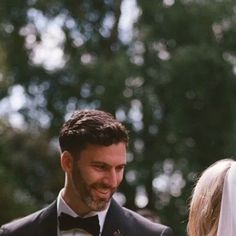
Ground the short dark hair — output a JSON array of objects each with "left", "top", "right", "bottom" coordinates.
[{"left": 59, "top": 109, "right": 128, "bottom": 156}]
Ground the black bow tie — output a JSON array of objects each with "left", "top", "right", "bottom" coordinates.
[{"left": 58, "top": 212, "right": 100, "bottom": 236}]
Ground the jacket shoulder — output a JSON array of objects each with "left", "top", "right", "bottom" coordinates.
[
  {"left": 0, "top": 209, "right": 43, "bottom": 235},
  {"left": 0, "top": 201, "right": 57, "bottom": 236},
  {"left": 122, "top": 207, "right": 173, "bottom": 235}
]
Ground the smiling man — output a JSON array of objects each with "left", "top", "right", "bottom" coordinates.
[{"left": 0, "top": 109, "right": 173, "bottom": 236}]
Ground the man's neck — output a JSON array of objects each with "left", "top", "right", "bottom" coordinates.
[{"left": 61, "top": 188, "right": 91, "bottom": 216}]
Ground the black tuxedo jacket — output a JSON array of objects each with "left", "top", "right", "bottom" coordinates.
[{"left": 0, "top": 199, "right": 173, "bottom": 236}]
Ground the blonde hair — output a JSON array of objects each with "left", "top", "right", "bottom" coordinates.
[{"left": 187, "top": 159, "right": 234, "bottom": 236}]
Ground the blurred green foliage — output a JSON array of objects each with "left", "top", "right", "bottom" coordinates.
[{"left": 1, "top": 0, "right": 236, "bottom": 235}]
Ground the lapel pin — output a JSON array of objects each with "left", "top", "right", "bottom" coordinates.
[{"left": 113, "top": 229, "right": 123, "bottom": 236}]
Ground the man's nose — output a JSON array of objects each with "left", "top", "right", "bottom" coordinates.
[{"left": 105, "top": 169, "right": 119, "bottom": 188}]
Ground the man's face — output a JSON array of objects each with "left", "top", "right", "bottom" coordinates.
[{"left": 67, "top": 142, "right": 126, "bottom": 214}]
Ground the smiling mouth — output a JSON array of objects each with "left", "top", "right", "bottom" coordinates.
[{"left": 94, "top": 189, "right": 111, "bottom": 199}]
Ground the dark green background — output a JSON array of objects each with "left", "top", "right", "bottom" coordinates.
[{"left": 1, "top": 1, "right": 236, "bottom": 235}]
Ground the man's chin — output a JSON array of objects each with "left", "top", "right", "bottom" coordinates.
[{"left": 89, "top": 199, "right": 110, "bottom": 211}]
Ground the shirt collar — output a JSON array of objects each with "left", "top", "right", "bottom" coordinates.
[{"left": 57, "top": 189, "right": 110, "bottom": 232}]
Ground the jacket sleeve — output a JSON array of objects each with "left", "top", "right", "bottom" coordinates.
[
  {"left": 0, "top": 227, "right": 6, "bottom": 236},
  {"left": 161, "top": 226, "right": 174, "bottom": 236}
]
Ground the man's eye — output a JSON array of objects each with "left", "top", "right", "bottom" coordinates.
[
  {"left": 116, "top": 166, "right": 125, "bottom": 172},
  {"left": 94, "top": 165, "right": 107, "bottom": 170}
]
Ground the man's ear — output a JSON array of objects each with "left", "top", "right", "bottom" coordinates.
[{"left": 61, "top": 151, "right": 73, "bottom": 173}]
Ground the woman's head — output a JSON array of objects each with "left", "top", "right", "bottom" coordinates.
[{"left": 187, "top": 159, "right": 234, "bottom": 236}]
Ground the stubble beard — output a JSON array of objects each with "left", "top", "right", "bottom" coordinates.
[{"left": 72, "top": 166, "right": 115, "bottom": 212}]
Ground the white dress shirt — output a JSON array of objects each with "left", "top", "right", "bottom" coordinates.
[{"left": 57, "top": 189, "right": 109, "bottom": 236}]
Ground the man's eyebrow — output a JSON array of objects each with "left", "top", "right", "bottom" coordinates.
[
  {"left": 91, "top": 161, "right": 126, "bottom": 167},
  {"left": 117, "top": 163, "right": 127, "bottom": 167},
  {"left": 91, "top": 161, "right": 110, "bottom": 166}
]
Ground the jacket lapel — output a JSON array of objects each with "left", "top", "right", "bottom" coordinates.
[
  {"left": 101, "top": 199, "right": 125, "bottom": 236},
  {"left": 37, "top": 201, "right": 58, "bottom": 236}
]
